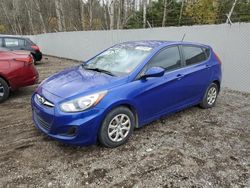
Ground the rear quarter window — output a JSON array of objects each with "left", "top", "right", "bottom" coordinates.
[
  {"left": 204, "top": 48, "right": 211, "bottom": 58},
  {"left": 18, "top": 39, "right": 25, "bottom": 46},
  {"left": 182, "top": 45, "right": 207, "bottom": 66}
]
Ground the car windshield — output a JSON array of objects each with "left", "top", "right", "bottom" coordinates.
[{"left": 83, "top": 44, "right": 153, "bottom": 76}]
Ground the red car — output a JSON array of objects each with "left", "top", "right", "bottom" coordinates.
[{"left": 0, "top": 47, "right": 39, "bottom": 102}]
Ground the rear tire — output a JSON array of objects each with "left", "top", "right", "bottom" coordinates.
[
  {"left": 31, "top": 53, "right": 38, "bottom": 65},
  {"left": 0, "top": 78, "right": 10, "bottom": 103},
  {"left": 98, "top": 107, "right": 135, "bottom": 148},
  {"left": 200, "top": 83, "right": 218, "bottom": 109}
]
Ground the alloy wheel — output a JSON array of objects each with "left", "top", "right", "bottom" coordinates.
[
  {"left": 207, "top": 86, "right": 217, "bottom": 105},
  {"left": 0, "top": 82, "right": 5, "bottom": 97},
  {"left": 108, "top": 114, "right": 131, "bottom": 142}
]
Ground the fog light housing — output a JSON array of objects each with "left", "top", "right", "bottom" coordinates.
[{"left": 60, "top": 126, "right": 77, "bottom": 137}]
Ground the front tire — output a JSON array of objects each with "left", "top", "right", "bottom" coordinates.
[
  {"left": 0, "top": 78, "right": 10, "bottom": 103},
  {"left": 200, "top": 83, "right": 218, "bottom": 109},
  {"left": 98, "top": 107, "right": 135, "bottom": 148}
]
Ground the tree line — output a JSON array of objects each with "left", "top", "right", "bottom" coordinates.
[{"left": 0, "top": 0, "right": 249, "bottom": 35}]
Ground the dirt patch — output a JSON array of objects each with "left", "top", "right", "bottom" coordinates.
[{"left": 0, "top": 56, "right": 249, "bottom": 187}]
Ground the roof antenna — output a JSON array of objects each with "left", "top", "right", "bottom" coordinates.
[{"left": 181, "top": 33, "right": 186, "bottom": 41}]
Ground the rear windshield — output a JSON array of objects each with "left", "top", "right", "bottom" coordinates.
[{"left": 25, "top": 38, "right": 36, "bottom": 45}]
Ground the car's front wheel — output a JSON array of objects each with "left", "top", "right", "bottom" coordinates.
[
  {"left": 98, "top": 107, "right": 135, "bottom": 148},
  {"left": 200, "top": 83, "right": 219, "bottom": 109},
  {"left": 0, "top": 78, "right": 10, "bottom": 103}
]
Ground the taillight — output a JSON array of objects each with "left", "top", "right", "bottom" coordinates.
[
  {"left": 31, "top": 45, "right": 40, "bottom": 51},
  {"left": 14, "top": 55, "right": 33, "bottom": 65},
  {"left": 214, "top": 52, "right": 222, "bottom": 64}
]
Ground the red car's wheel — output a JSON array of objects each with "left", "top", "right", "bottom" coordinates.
[{"left": 0, "top": 78, "right": 9, "bottom": 103}]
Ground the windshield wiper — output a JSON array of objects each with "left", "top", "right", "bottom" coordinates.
[{"left": 83, "top": 66, "right": 115, "bottom": 76}]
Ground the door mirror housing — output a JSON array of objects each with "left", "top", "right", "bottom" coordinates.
[{"left": 141, "top": 67, "right": 165, "bottom": 79}]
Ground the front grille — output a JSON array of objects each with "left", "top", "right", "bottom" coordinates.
[{"left": 34, "top": 111, "right": 51, "bottom": 131}]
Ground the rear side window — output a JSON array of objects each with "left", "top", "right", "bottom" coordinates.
[
  {"left": 204, "top": 48, "right": 211, "bottom": 58},
  {"left": 182, "top": 46, "right": 207, "bottom": 66},
  {"left": 4, "top": 38, "right": 25, "bottom": 47},
  {"left": 18, "top": 39, "right": 25, "bottom": 46},
  {"left": 147, "top": 46, "right": 182, "bottom": 72}
]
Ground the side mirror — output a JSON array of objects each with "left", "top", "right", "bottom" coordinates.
[{"left": 141, "top": 67, "right": 165, "bottom": 79}]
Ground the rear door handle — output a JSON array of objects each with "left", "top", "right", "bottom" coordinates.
[
  {"left": 206, "top": 64, "right": 212, "bottom": 69},
  {"left": 176, "top": 74, "right": 185, "bottom": 80}
]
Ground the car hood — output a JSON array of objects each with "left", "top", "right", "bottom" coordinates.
[{"left": 40, "top": 66, "right": 126, "bottom": 99}]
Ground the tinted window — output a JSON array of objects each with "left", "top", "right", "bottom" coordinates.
[
  {"left": 18, "top": 39, "right": 25, "bottom": 46},
  {"left": 0, "top": 38, "right": 3, "bottom": 47},
  {"left": 183, "top": 46, "right": 207, "bottom": 66},
  {"left": 4, "top": 38, "right": 25, "bottom": 47},
  {"left": 204, "top": 48, "right": 211, "bottom": 58},
  {"left": 147, "top": 46, "right": 181, "bottom": 71},
  {"left": 5, "top": 38, "right": 19, "bottom": 47}
]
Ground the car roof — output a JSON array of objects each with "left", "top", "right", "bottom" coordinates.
[
  {"left": 0, "top": 35, "right": 29, "bottom": 40},
  {"left": 120, "top": 40, "right": 210, "bottom": 49}
]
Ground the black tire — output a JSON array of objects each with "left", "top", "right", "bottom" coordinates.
[
  {"left": 31, "top": 53, "right": 38, "bottom": 65},
  {"left": 0, "top": 78, "right": 10, "bottom": 103},
  {"left": 200, "top": 83, "right": 219, "bottom": 109},
  {"left": 98, "top": 107, "right": 135, "bottom": 148}
]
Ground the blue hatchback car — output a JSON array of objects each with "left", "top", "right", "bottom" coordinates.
[{"left": 31, "top": 41, "right": 222, "bottom": 147}]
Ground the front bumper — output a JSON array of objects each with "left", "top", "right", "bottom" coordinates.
[{"left": 31, "top": 94, "right": 104, "bottom": 146}]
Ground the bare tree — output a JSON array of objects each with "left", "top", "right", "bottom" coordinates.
[
  {"left": 0, "top": 1, "right": 17, "bottom": 34},
  {"left": 79, "top": 0, "right": 85, "bottom": 30},
  {"left": 88, "top": 0, "right": 93, "bottom": 30},
  {"left": 162, "top": 0, "right": 167, "bottom": 27},
  {"left": 12, "top": 0, "right": 22, "bottom": 35},
  {"left": 143, "top": 0, "right": 147, "bottom": 28},
  {"left": 117, "top": 0, "right": 121, "bottom": 29},
  {"left": 109, "top": 0, "right": 115, "bottom": 30},
  {"left": 178, "top": 0, "right": 184, "bottom": 26},
  {"left": 25, "top": 1, "right": 35, "bottom": 34},
  {"left": 33, "top": 0, "right": 46, "bottom": 33},
  {"left": 55, "top": 0, "right": 65, "bottom": 31},
  {"left": 226, "top": 0, "right": 238, "bottom": 24},
  {"left": 102, "top": 0, "right": 109, "bottom": 29}
]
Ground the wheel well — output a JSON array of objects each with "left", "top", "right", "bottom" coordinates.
[
  {"left": 213, "top": 80, "right": 220, "bottom": 92},
  {"left": 107, "top": 104, "right": 139, "bottom": 128},
  {"left": 122, "top": 104, "right": 139, "bottom": 128},
  {"left": 0, "top": 76, "right": 10, "bottom": 88}
]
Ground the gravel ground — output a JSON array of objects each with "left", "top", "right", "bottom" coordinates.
[{"left": 0, "top": 56, "right": 249, "bottom": 188}]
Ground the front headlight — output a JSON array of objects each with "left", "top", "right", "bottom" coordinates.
[{"left": 60, "top": 90, "right": 107, "bottom": 112}]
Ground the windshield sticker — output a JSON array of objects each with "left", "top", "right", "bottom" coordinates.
[{"left": 135, "top": 46, "right": 152, "bottom": 51}]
